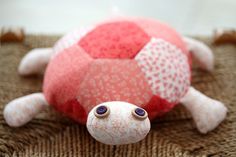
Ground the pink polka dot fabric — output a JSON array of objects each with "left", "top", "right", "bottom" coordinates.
[
  {"left": 135, "top": 38, "right": 191, "bottom": 104},
  {"left": 43, "top": 17, "right": 191, "bottom": 124}
]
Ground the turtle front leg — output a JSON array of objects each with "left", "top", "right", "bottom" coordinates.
[
  {"left": 18, "top": 48, "right": 53, "bottom": 75},
  {"left": 180, "top": 87, "right": 227, "bottom": 133},
  {"left": 4, "top": 93, "right": 48, "bottom": 127}
]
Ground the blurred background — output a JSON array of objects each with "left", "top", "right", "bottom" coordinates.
[{"left": 0, "top": 0, "right": 236, "bottom": 35}]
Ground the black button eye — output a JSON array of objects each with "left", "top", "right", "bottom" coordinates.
[
  {"left": 94, "top": 105, "right": 110, "bottom": 118},
  {"left": 132, "top": 108, "right": 148, "bottom": 120}
]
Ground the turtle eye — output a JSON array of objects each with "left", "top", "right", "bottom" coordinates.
[
  {"left": 94, "top": 105, "right": 110, "bottom": 118},
  {"left": 132, "top": 107, "right": 148, "bottom": 120}
]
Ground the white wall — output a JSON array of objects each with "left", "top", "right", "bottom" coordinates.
[{"left": 0, "top": 0, "right": 236, "bottom": 35}]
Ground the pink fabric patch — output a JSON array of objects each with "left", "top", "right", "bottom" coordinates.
[
  {"left": 101, "top": 17, "right": 189, "bottom": 57},
  {"left": 143, "top": 95, "right": 175, "bottom": 120},
  {"left": 135, "top": 38, "right": 191, "bottom": 104},
  {"left": 78, "top": 21, "right": 150, "bottom": 59},
  {"left": 77, "top": 59, "right": 153, "bottom": 113},
  {"left": 43, "top": 44, "right": 93, "bottom": 106},
  {"left": 133, "top": 18, "right": 189, "bottom": 55},
  {"left": 43, "top": 17, "right": 193, "bottom": 123},
  {"left": 53, "top": 26, "right": 94, "bottom": 58},
  {"left": 55, "top": 99, "right": 87, "bottom": 124}
]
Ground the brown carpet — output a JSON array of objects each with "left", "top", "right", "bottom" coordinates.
[{"left": 0, "top": 35, "right": 235, "bottom": 157}]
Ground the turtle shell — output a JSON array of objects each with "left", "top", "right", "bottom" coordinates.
[{"left": 43, "top": 17, "right": 191, "bottom": 124}]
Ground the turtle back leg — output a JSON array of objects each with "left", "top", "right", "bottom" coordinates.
[
  {"left": 4, "top": 93, "right": 49, "bottom": 127},
  {"left": 181, "top": 37, "right": 227, "bottom": 133},
  {"left": 18, "top": 48, "right": 53, "bottom": 75},
  {"left": 180, "top": 87, "right": 227, "bottom": 133},
  {"left": 183, "top": 37, "right": 214, "bottom": 71}
]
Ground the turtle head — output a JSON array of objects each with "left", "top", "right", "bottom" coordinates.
[{"left": 86, "top": 101, "right": 151, "bottom": 145}]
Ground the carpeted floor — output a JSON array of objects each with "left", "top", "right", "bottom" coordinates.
[{"left": 0, "top": 35, "right": 235, "bottom": 157}]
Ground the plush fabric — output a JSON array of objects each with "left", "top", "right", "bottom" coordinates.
[
  {"left": 18, "top": 48, "right": 53, "bottom": 75},
  {"left": 53, "top": 26, "right": 94, "bottom": 58},
  {"left": 143, "top": 95, "right": 175, "bottom": 120},
  {"left": 43, "top": 44, "right": 93, "bottom": 106},
  {"left": 3, "top": 93, "right": 48, "bottom": 127},
  {"left": 133, "top": 18, "right": 189, "bottom": 55},
  {"left": 55, "top": 99, "right": 87, "bottom": 124},
  {"left": 77, "top": 59, "right": 153, "bottom": 114},
  {"left": 78, "top": 21, "right": 150, "bottom": 59},
  {"left": 43, "top": 19, "right": 192, "bottom": 124},
  {"left": 180, "top": 87, "right": 227, "bottom": 133},
  {"left": 16, "top": 24, "right": 226, "bottom": 143},
  {"left": 1, "top": 35, "right": 233, "bottom": 155},
  {"left": 183, "top": 37, "right": 214, "bottom": 71},
  {"left": 135, "top": 38, "right": 191, "bottom": 104},
  {"left": 101, "top": 17, "right": 188, "bottom": 56},
  {"left": 86, "top": 102, "right": 151, "bottom": 145}
]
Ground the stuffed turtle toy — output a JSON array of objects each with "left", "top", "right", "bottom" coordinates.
[{"left": 4, "top": 17, "right": 227, "bottom": 145}]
